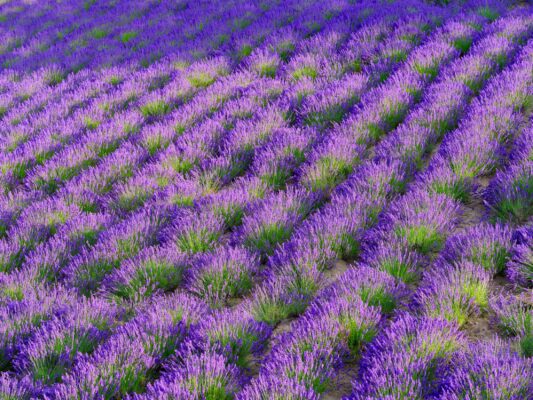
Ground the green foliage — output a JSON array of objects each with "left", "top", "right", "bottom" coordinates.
[
  {"left": 413, "top": 61, "right": 439, "bottom": 79},
  {"left": 276, "top": 40, "right": 295, "bottom": 62},
  {"left": 430, "top": 178, "right": 470, "bottom": 203},
  {"left": 108, "top": 75, "right": 123, "bottom": 86},
  {"left": 90, "top": 27, "right": 109, "bottom": 39},
  {"left": 244, "top": 223, "right": 292, "bottom": 256},
  {"left": 257, "top": 62, "right": 278, "bottom": 78},
  {"left": 212, "top": 204, "right": 245, "bottom": 229},
  {"left": 292, "top": 66, "right": 317, "bottom": 81},
  {"left": 304, "top": 155, "right": 354, "bottom": 193},
  {"left": 341, "top": 317, "right": 377, "bottom": 353},
  {"left": 140, "top": 100, "right": 171, "bottom": 118},
  {"left": 396, "top": 224, "right": 444, "bottom": 254},
  {"left": 77, "top": 258, "right": 120, "bottom": 296},
  {"left": 119, "top": 31, "right": 138, "bottom": 44},
  {"left": 359, "top": 286, "right": 396, "bottom": 314},
  {"left": 83, "top": 116, "right": 100, "bottom": 130},
  {"left": 520, "top": 334, "right": 533, "bottom": 358},
  {"left": 176, "top": 229, "right": 221, "bottom": 254},
  {"left": 46, "top": 71, "right": 64, "bottom": 86},
  {"left": 478, "top": 6, "right": 499, "bottom": 22},
  {"left": 187, "top": 71, "right": 216, "bottom": 88},
  {"left": 453, "top": 37, "right": 472, "bottom": 54},
  {"left": 238, "top": 44, "right": 253, "bottom": 60},
  {"left": 493, "top": 190, "right": 533, "bottom": 225},
  {"left": 378, "top": 258, "right": 417, "bottom": 283},
  {"left": 252, "top": 296, "right": 289, "bottom": 325},
  {"left": 142, "top": 132, "right": 168, "bottom": 156},
  {"left": 116, "top": 187, "right": 152, "bottom": 212},
  {"left": 114, "top": 259, "right": 183, "bottom": 301},
  {"left": 331, "top": 232, "right": 360, "bottom": 261}
]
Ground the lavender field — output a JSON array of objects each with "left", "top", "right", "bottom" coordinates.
[{"left": 0, "top": 0, "right": 532, "bottom": 398}]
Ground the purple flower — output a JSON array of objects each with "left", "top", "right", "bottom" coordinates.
[
  {"left": 171, "top": 209, "right": 225, "bottom": 254},
  {"left": 260, "top": 317, "right": 344, "bottom": 394},
  {"left": 0, "top": 373, "right": 34, "bottom": 399},
  {"left": 237, "top": 187, "right": 319, "bottom": 258},
  {"left": 490, "top": 292, "right": 532, "bottom": 357},
  {"left": 439, "top": 338, "right": 532, "bottom": 399},
  {"left": 247, "top": 49, "right": 281, "bottom": 78},
  {"left": 506, "top": 226, "right": 532, "bottom": 287},
  {"left": 416, "top": 260, "right": 491, "bottom": 326},
  {"left": 105, "top": 245, "right": 188, "bottom": 302},
  {"left": 486, "top": 162, "right": 533, "bottom": 224},
  {"left": 362, "top": 237, "right": 426, "bottom": 283},
  {"left": 237, "top": 374, "right": 320, "bottom": 400},
  {"left": 379, "top": 190, "right": 462, "bottom": 254},
  {"left": 53, "top": 292, "right": 206, "bottom": 398},
  {"left": 187, "top": 246, "right": 259, "bottom": 307},
  {"left": 352, "top": 313, "right": 465, "bottom": 399},
  {"left": 299, "top": 73, "right": 368, "bottom": 129},
  {"left": 195, "top": 307, "right": 271, "bottom": 368},
  {"left": 441, "top": 223, "right": 513, "bottom": 275},
  {"left": 14, "top": 297, "right": 120, "bottom": 385},
  {"left": 415, "top": 158, "right": 473, "bottom": 202},
  {"left": 298, "top": 132, "right": 364, "bottom": 193},
  {"left": 251, "top": 127, "right": 316, "bottom": 190},
  {"left": 137, "top": 350, "right": 241, "bottom": 400}
]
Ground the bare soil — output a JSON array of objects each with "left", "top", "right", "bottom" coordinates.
[
  {"left": 247, "top": 317, "right": 296, "bottom": 379},
  {"left": 323, "top": 259, "right": 350, "bottom": 283},
  {"left": 322, "top": 359, "right": 359, "bottom": 400}
]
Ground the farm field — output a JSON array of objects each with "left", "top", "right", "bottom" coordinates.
[{"left": 0, "top": 0, "right": 532, "bottom": 398}]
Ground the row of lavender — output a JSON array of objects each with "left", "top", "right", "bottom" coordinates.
[
  {"left": 0, "top": 0, "right": 349, "bottom": 74},
  {"left": 0, "top": 0, "right": 370, "bottom": 161},
  {"left": 0, "top": 0, "right": 461, "bottom": 296},
  {"left": 0, "top": 0, "right": 381, "bottom": 270},
  {"left": 1, "top": 0, "right": 531, "bottom": 399},
  {"left": 0, "top": 3, "right": 448, "bottom": 394},
  {"left": 235, "top": 11, "right": 533, "bottom": 400},
  {"left": 1, "top": 0, "right": 458, "bottom": 396},
  {"left": 125, "top": 7, "right": 532, "bottom": 400}
]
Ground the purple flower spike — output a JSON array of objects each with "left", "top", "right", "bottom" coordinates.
[
  {"left": 490, "top": 292, "right": 532, "bottom": 357},
  {"left": 299, "top": 133, "right": 364, "bottom": 193},
  {"left": 188, "top": 246, "right": 259, "bottom": 307},
  {"left": 248, "top": 49, "right": 281, "bottom": 78},
  {"left": 251, "top": 127, "right": 316, "bottom": 190},
  {"left": 195, "top": 307, "right": 271, "bottom": 368},
  {"left": 308, "top": 295, "right": 382, "bottom": 354},
  {"left": 439, "top": 338, "right": 532, "bottom": 400},
  {"left": 352, "top": 313, "right": 465, "bottom": 399},
  {"left": 486, "top": 162, "right": 533, "bottom": 224},
  {"left": 506, "top": 226, "right": 532, "bottom": 287},
  {"left": 237, "top": 187, "right": 319, "bottom": 258},
  {"left": 237, "top": 375, "right": 320, "bottom": 400},
  {"left": 381, "top": 190, "right": 462, "bottom": 254},
  {"left": 441, "top": 223, "right": 513, "bottom": 275},
  {"left": 171, "top": 209, "right": 225, "bottom": 254},
  {"left": 416, "top": 260, "right": 491, "bottom": 326},
  {"left": 419, "top": 156, "right": 474, "bottom": 201},
  {"left": 145, "top": 350, "right": 241, "bottom": 400},
  {"left": 261, "top": 317, "right": 344, "bottom": 394},
  {"left": 0, "top": 373, "right": 34, "bottom": 399},
  {"left": 105, "top": 246, "right": 188, "bottom": 302},
  {"left": 14, "top": 297, "right": 120, "bottom": 386},
  {"left": 54, "top": 292, "right": 206, "bottom": 398},
  {"left": 509, "top": 125, "right": 532, "bottom": 164},
  {"left": 362, "top": 237, "right": 427, "bottom": 283}
]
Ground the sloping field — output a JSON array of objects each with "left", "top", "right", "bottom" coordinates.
[{"left": 0, "top": 0, "right": 531, "bottom": 398}]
